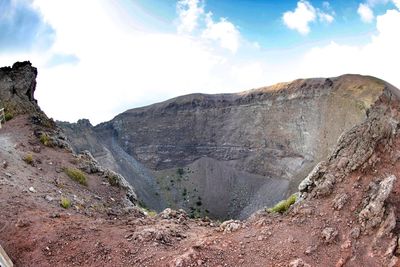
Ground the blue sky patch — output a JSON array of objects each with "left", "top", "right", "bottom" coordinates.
[{"left": 0, "top": 0, "right": 55, "bottom": 53}]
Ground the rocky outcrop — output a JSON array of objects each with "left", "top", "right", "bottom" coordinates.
[
  {"left": 0, "top": 61, "right": 60, "bottom": 138},
  {"left": 295, "top": 86, "right": 400, "bottom": 266},
  {"left": 0, "top": 61, "right": 40, "bottom": 115},
  {"left": 60, "top": 74, "right": 392, "bottom": 219},
  {"left": 300, "top": 87, "right": 400, "bottom": 199},
  {"left": 76, "top": 150, "right": 138, "bottom": 205},
  {"left": 359, "top": 175, "right": 396, "bottom": 231}
]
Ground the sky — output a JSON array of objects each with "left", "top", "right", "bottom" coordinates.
[{"left": 0, "top": 0, "right": 399, "bottom": 124}]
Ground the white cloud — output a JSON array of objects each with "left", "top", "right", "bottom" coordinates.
[
  {"left": 283, "top": 1, "right": 317, "bottom": 35},
  {"left": 318, "top": 12, "right": 334, "bottom": 23},
  {"left": 176, "top": 0, "right": 241, "bottom": 53},
  {"left": 176, "top": 0, "right": 204, "bottom": 33},
  {"left": 357, "top": 0, "right": 400, "bottom": 23},
  {"left": 230, "top": 62, "right": 265, "bottom": 88},
  {"left": 296, "top": 8, "right": 400, "bottom": 89},
  {"left": 201, "top": 12, "right": 241, "bottom": 53},
  {"left": 358, "top": 3, "right": 375, "bottom": 23},
  {"left": 282, "top": 1, "right": 334, "bottom": 34}
]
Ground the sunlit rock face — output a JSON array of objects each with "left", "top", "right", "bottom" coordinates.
[{"left": 60, "top": 74, "right": 387, "bottom": 219}]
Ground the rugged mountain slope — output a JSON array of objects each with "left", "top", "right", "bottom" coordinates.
[
  {"left": 2, "top": 62, "right": 400, "bottom": 266},
  {"left": 61, "top": 74, "right": 387, "bottom": 219}
]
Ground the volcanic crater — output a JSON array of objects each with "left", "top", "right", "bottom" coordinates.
[{"left": 60, "top": 74, "right": 388, "bottom": 220}]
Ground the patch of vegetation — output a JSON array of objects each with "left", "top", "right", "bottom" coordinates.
[
  {"left": 177, "top": 168, "right": 184, "bottom": 176},
  {"left": 64, "top": 167, "right": 88, "bottom": 186},
  {"left": 267, "top": 194, "right": 297, "bottom": 213},
  {"left": 146, "top": 210, "right": 157, "bottom": 217},
  {"left": 60, "top": 197, "right": 71, "bottom": 209},
  {"left": 107, "top": 174, "right": 119, "bottom": 187},
  {"left": 138, "top": 201, "right": 157, "bottom": 217},
  {"left": 189, "top": 207, "right": 202, "bottom": 219},
  {"left": 182, "top": 188, "right": 187, "bottom": 197},
  {"left": 138, "top": 200, "right": 147, "bottom": 208},
  {"left": 23, "top": 153, "right": 34, "bottom": 165},
  {"left": 4, "top": 112, "right": 13, "bottom": 121},
  {"left": 196, "top": 196, "right": 202, "bottom": 206},
  {"left": 39, "top": 133, "right": 53, "bottom": 147}
]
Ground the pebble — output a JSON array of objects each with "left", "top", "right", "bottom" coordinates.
[
  {"left": 50, "top": 213, "right": 60, "bottom": 218},
  {"left": 305, "top": 245, "right": 317, "bottom": 255},
  {"left": 29, "top": 186, "right": 36, "bottom": 193},
  {"left": 45, "top": 195, "right": 54, "bottom": 202}
]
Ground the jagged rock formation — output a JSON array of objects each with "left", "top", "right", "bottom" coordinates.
[
  {"left": 60, "top": 74, "right": 388, "bottom": 219},
  {"left": 291, "top": 85, "right": 400, "bottom": 266},
  {"left": 0, "top": 61, "right": 40, "bottom": 115}
]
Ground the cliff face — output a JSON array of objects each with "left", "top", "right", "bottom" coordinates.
[{"left": 60, "top": 74, "right": 390, "bottom": 219}]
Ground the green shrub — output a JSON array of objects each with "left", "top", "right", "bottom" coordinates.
[
  {"left": 107, "top": 174, "right": 119, "bottom": 187},
  {"left": 138, "top": 202, "right": 157, "bottom": 217},
  {"left": 177, "top": 168, "right": 184, "bottom": 176},
  {"left": 23, "top": 153, "right": 34, "bottom": 165},
  {"left": 4, "top": 112, "right": 13, "bottom": 121},
  {"left": 60, "top": 197, "right": 71, "bottom": 209},
  {"left": 64, "top": 167, "right": 87, "bottom": 186},
  {"left": 39, "top": 133, "right": 53, "bottom": 147},
  {"left": 138, "top": 200, "right": 147, "bottom": 209},
  {"left": 189, "top": 207, "right": 202, "bottom": 219},
  {"left": 267, "top": 194, "right": 297, "bottom": 213},
  {"left": 147, "top": 210, "right": 157, "bottom": 217},
  {"left": 196, "top": 196, "right": 202, "bottom": 206}
]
